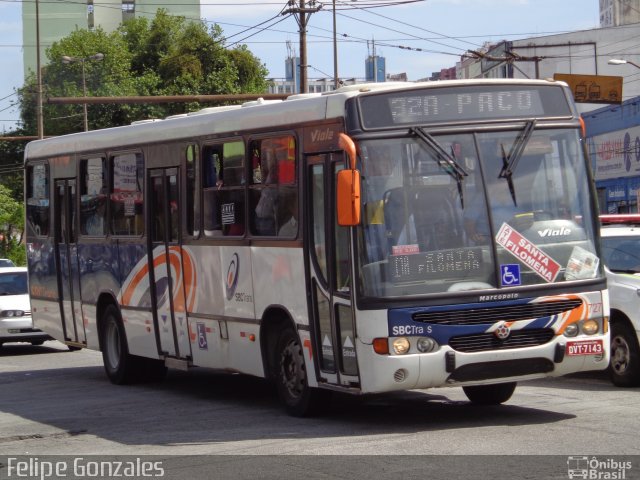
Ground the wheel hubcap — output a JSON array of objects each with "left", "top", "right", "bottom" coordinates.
[
  {"left": 280, "top": 339, "right": 305, "bottom": 399},
  {"left": 106, "top": 321, "right": 121, "bottom": 370},
  {"left": 611, "top": 335, "right": 630, "bottom": 374}
]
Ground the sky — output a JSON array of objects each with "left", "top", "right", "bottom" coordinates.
[{"left": 0, "top": 0, "right": 601, "bottom": 133}]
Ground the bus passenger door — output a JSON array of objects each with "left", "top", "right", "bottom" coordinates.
[
  {"left": 54, "top": 179, "right": 86, "bottom": 345},
  {"left": 307, "top": 155, "right": 360, "bottom": 388},
  {"left": 148, "top": 168, "right": 192, "bottom": 360}
]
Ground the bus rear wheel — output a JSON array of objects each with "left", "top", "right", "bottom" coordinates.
[
  {"left": 274, "top": 327, "right": 330, "bottom": 417},
  {"left": 462, "top": 382, "right": 517, "bottom": 405}
]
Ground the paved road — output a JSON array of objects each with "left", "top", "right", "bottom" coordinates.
[{"left": 0, "top": 341, "right": 638, "bottom": 479}]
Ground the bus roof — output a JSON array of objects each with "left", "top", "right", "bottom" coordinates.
[{"left": 24, "top": 78, "right": 572, "bottom": 161}]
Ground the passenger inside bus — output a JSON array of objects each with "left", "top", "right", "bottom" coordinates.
[
  {"left": 278, "top": 190, "right": 298, "bottom": 237},
  {"left": 254, "top": 149, "right": 278, "bottom": 235},
  {"left": 84, "top": 196, "right": 106, "bottom": 236},
  {"left": 203, "top": 148, "right": 224, "bottom": 237}
]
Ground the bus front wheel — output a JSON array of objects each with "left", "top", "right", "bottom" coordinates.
[
  {"left": 462, "top": 382, "right": 516, "bottom": 405},
  {"left": 101, "top": 305, "right": 167, "bottom": 385},
  {"left": 274, "top": 327, "right": 330, "bottom": 417},
  {"left": 609, "top": 321, "right": 640, "bottom": 387},
  {"left": 101, "top": 305, "right": 138, "bottom": 385}
]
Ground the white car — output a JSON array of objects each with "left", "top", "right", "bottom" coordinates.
[
  {"left": 600, "top": 215, "right": 640, "bottom": 387},
  {"left": 0, "top": 267, "right": 51, "bottom": 348}
]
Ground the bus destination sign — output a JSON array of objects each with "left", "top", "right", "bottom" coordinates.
[
  {"left": 389, "top": 247, "right": 485, "bottom": 283},
  {"left": 360, "top": 85, "right": 571, "bottom": 128}
]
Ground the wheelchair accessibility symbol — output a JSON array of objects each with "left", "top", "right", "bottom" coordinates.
[{"left": 500, "top": 264, "right": 521, "bottom": 286}]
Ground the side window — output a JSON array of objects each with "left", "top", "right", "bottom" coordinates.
[
  {"left": 26, "top": 163, "right": 50, "bottom": 237},
  {"left": 310, "top": 163, "right": 327, "bottom": 280},
  {"left": 80, "top": 157, "right": 107, "bottom": 236},
  {"left": 110, "top": 152, "right": 144, "bottom": 236},
  {"left": 249, "top": 135, "right": 297, "bottom": 237},
  {"left": 334, "top": 162, "right": 350, "bottom": 292},
  {"left": 202, "top": 141, "right": 245, "bottom": 237},
  {"left": 186, "top": 144, "right": 199, "bottom": 237}
]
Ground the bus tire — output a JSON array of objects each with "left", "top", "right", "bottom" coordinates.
[
  {"left": 609, "top": 321, "right": 640, "bottom": 387},
  {"left": 462, "top": 382, "right": 517, "bottom": 405},
  {"left": 274, "top": 327, "right": 330, "bottom": 417},
  {"left": 101, "top": 305, "right": 141, "bottom": 385}
]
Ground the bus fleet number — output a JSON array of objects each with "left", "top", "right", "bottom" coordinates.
[{"left": 234, "top": 292, "right": 253, "bottom": 303}]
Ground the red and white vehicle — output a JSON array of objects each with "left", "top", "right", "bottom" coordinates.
[{"left": 24, "top": 80, "right": 609, "bottom": 415}]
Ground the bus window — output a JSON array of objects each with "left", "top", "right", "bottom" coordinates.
[
  {"left": 311, "top": 163, "right": 328, "bottom": 280},
  {"left": 202, "top": 145, "right": 223, "bottom": 237},
  {"left": 202, "top": 141, "right": 246, "bottom": 237},
  {"left": 110, "top": 152, "right": 144, "bottom": 236},
  {"left": 249, "top": 135, "right": 297, "bottom": 237},
  {"left": 80, "top": 157, "right": 107, "bottom": 236},
  {"left": 186, "top": 144, "right": 199, "bottom": 237},
  {"left": 26, "top": 163, "right": 50, "bottom": 237}
]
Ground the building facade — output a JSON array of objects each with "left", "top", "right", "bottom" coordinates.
[
  {"left": 457, "top": 24, "right": 640, "bottom": 110},
  {"left": 585, "top": 96, "right": 640, "bottom": 213},
  {"left": 600, "top": 0, "right": 640, "bottom": 27},
  {"left": 22, "top": 0, "right": 201, "bottom": 78},
  {"left": 365, "top": 55, "right": 386, "bottom": 83}
]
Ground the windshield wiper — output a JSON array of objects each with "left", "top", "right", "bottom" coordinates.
[
  {"left": 411, "top": 127, "right": 468, "bottom": 207},
  {"left": 498, "top": 120, "right": 536, "bottom": 207}
]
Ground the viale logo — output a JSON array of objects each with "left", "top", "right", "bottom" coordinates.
[{"left": 538, "top": 227, "right": 571, "bottom": 237}]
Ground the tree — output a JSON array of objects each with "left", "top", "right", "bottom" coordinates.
[
  {"left": 0, "top": 184, "right": 26, "bottom": 266},
  {"left": 17, "top": 9, "right": 271, "bottom": 136},
  {"left": 0, "top": 137, "right": 26, "bottom": 201}
]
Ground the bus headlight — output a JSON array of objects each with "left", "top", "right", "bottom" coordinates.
[
  {"left": 1, "top": 310, "right": 24, "bottom": 317},
  {"left": 564, "top": 323, "right": 579, "bottom": 337},
  {"left": 392, "top": 337, "right": 410, "bottom": 355},
  {"left": 582, "top": 319, "right": 599, "bottom": 335},
  {"left": 416, "top": 337, "right": 438, "bottom": 353}
]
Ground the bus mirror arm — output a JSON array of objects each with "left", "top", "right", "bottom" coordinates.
[
  {"left": 339, "top": 133, "right": 357, "bottom": 170},
  {"left": 336, "top": 133, "right": 361, "bottom": 226}
]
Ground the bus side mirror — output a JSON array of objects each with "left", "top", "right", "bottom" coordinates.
[
  {"left": 337, "top": 169, "right": 361, "bottom": 226},
  {"left": 336, "top": 133, "right": 361, "bottom": 226}
]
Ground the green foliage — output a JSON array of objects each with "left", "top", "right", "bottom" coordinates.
[
  {"left": 17, "top": 9, "right": 271, "bottom": 136},
  {"left": 0, "top": 138, "right": 26, "bottom": 201},
  {"left": 0, "top": 184, "right": 25, "bottom": 266}
]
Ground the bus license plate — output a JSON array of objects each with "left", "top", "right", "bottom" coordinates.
[{"left": 566, "top": 340, "right": 603, "bottom": 356}]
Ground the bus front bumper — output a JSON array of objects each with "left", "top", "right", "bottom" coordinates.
[{"left": 356, "top": 333, "right": 610, "bottom": 394}]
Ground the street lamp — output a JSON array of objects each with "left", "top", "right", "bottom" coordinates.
[
  {"left": 61, "top": 53, "right": 104, "bottom": 131},
  {"left": 608, "top": 58, "right": 640, "bottom": 70}
]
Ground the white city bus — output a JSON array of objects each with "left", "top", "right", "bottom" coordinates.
[{"left": 24, "top": 80, "right": 609, "bottom": 416}]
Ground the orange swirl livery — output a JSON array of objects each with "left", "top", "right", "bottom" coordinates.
[
  {"left": 533, "top": 294, "right": 590, "bottom": 335},
  {"left": 119, "top": 246, "right": 197, "bottom": 311}
]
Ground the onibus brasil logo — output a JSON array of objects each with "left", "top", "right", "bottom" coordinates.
[{"left": 567, "top": 456, "right": 632, "bottom": 479}]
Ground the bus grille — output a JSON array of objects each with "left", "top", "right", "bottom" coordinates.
[
  {"left": 412, "top": 299, "right": 581, "bottom": 326},
  {"left": 449, "top": 328, "right": 555, "bottom": 353}
]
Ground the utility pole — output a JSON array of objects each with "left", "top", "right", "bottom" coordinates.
[
  {"left": 465, "top": 50, "right": 545, "bottom": 79},
  {"left": 283, "top": 1, "right": 321, "bottom": 94},
  {"left": 35, "top": 0, "right": 43, "bottom": 139},
  {"left": 332, "top": 0, "right": 338, "bottom": 89}
]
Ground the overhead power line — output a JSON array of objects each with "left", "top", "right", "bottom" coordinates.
[{"left": 46, "top": 94, "right": 290, "bottom": 105}]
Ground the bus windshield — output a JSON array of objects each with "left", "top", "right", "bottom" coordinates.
[{"left": 356, "top": 127, "right": 602, "bottom": 299}]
